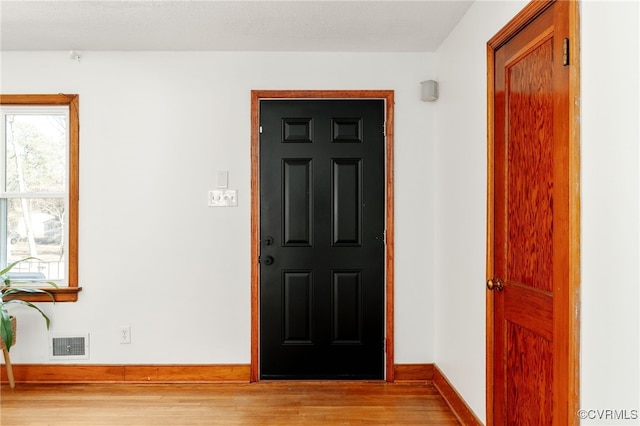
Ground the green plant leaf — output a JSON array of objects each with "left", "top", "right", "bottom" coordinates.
[
  {"left": 3, "top": 287, "right": 47, "bottom": 295},
  {"left": 0, "top": 257, "right": 56, "bottom": 352},
  {"left": 2, "top": 287, "right": 56, "bottom": 303},
  {"left": 6, "top": 280, "right": 58, "bottom": 289},
  {"left": 4, "top": 300, "right": 51, "bottom": 329},
  {"left": 0, "top": 256, "right": 39, "bottom": 277},
  {"left": 0, "top": 308, "right": 14, "bottom": 351}
]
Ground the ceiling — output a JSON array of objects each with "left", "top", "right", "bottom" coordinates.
[{"left": 0, "top": 0, "right": 474, "bottom": 52}]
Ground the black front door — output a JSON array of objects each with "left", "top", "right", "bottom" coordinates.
[{"left": 259, "top": 99, "right": 385, "bottom": 379}]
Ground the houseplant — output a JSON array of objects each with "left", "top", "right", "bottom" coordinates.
[{"left": 1, "top": 257, "right": 57, "bottom": 352}]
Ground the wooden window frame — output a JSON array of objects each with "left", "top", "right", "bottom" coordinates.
[{"left": 0, "top": 94, "right": 81, "bottom": 302}]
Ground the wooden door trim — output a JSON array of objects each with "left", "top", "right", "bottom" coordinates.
[
  {"left": 486, "top": 1, "right": 580, "bottom": 424},
  {"left": 250, "top": 90, "right": 395, "bottom": 382}
]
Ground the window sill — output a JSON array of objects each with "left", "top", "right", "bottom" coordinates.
[{"left": 3, "top": 287, "right": 82, "bottom": 302}]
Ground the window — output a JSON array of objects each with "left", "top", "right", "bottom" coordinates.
[{"left": 1, "top": 95, "right": 80, "bottom": 302}]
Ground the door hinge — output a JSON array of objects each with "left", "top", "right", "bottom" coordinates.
[
  {"left": 383, "top": 122, "right": 386, "bottom": 136},
  {"left": 383, "top": 230, "right": 387, "bottom": 244},
  {"left": 562, "top": 38, "right": 570, "bottom": 66},
  {"left": 259, "top": 125, "right": 263, "bottom": 134}
]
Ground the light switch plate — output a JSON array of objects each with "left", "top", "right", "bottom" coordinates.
[
  {"left": 208, "top": 189, "right": 238, "bottom": 207},
  {"left": 217, "top": 171, "right": 229, "bottom": 188}
]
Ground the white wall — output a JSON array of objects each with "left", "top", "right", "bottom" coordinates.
[
  {"left": 4, "top": 1, "right": 637, "bottom": 422},
  {"left": 434, "top": 0, "right": 639, "bottom": 423},
  {"left": 1, "top": 52, "right": 437, "bottom": 365},
  {"left": 433, "top": 1, "right": 528, "bottom": 421},
  {"left": 580, "top": 1, "right": 639, "bottom": 421}
]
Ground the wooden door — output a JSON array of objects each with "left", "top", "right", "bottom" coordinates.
[
  {"left": 258, "top": 99, "right": 385, "bottom": 379},
  {"left": 487, "top": 1, "right": 580, "bottom": 424}
]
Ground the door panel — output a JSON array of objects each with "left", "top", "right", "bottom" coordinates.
[
  {"left": 332, "top": 270, "right": 362, "bottom": 343},
  {"left": 332, "top": 159, "right": 362, "bottom": 245},
  {"left": 506, "top": 323, "right": 552, "bottom": 425},
  {"left": 497, "top": 17, "right": 555, "bottom": 423},
  {"left": 488, "top": 1, "right": 579, "bottom": 424},
  {"left": 259, "top": 99, "right": 385, "bottom": 380},
  {"left": 282, "top": 271, "right": 312, "bottom": 344},
  {"left": 506, "top": 35, "right": 554, "bottom": 292},
  {"left": 283, "top": 159, "right": 312, "bottom": 245}
]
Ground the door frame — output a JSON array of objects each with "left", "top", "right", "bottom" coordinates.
[
  {"left": 250, "top": 90, "right": 395, "bottom": 382},
  {"left": 486, "top": 0, "right": 580, "bottom": 424}
]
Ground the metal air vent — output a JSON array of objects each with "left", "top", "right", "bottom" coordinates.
[{"left": 49, "top": 334, "right": 89, "bottom": 360}]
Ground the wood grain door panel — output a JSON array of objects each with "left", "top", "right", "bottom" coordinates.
[{"left": 487, "top": 1, "right": 580, "bottom": 424}]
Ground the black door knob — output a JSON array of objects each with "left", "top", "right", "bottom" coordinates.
[
  {"left": 264, "top": 236, "right": 274, "bottom": 246},
  {"left": 262, "top": 255, "right": 274, "bottom": 265}
]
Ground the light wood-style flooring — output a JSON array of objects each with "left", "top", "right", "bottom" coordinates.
[{"left": 1, "top": 381, "right": 459, "bottom": 425}]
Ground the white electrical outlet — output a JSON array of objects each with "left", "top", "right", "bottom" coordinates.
[
  {"left": 119, "top": 326, "right": 131, "bottom": 344},
  {"left": 208, "top": 189, "right": 238, "bottom": 207}
]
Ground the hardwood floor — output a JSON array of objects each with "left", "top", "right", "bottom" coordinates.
[{"left": 1, "top": 381, "right": 460, "bottom": 425}]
